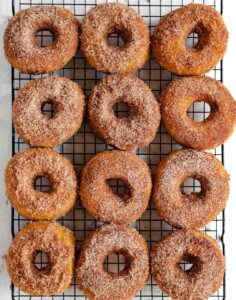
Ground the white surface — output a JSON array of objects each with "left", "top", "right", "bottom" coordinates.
[{"left": 0, "top": 1, "right": 235, "bottom": 299}]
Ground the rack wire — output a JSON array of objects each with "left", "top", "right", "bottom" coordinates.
[{"left": 11, "top": 0, "right": 225, "bottom": 299}]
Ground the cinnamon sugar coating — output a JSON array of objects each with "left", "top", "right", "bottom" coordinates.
[
  {"left": 151, "top": 230, "right": 225, "bottom": 300},
  {"left": 152, "top": 4, "right": 228, "bottom": 75},
  {"left": 4, "top": 6, "right": 80, "bottom": 74},
  {"left": 81, "top": 3, "right": 150, "bottom": 74},
  {"left": 7, "top": 221, "right": 75, "bottom": 296},
  {"left": 13, "top": 76, "right": 85, "bottom": 148},
  {"left": 80, "top": 150, "right": 152, "bottom": 224},
  {"left": 76, "top": 224, "right": 149, "bottom": 300},
  {"left": 88, "top": 74, "right": 160, "bottom": 150},
  {"left": 153, "top": 149, "right": 229, "bottom": 229},
  {"left": 5, "top": 148, "right": 78, "bottom": 220},
  {"left": 160, "top": 76, "right": 236, "bottom": 150}
]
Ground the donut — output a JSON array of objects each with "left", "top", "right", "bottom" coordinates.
[
  {"left": 88, "top": 74, "right": 160, "bottom": 150},
  {"left": 160, "top": 76, "right": 236, "bottom": 150},
  {"left": 76, "top": 224, "right": 149, "bottom": 300},
  {"left": 13, "top": 76, "right": 85, "bottom": 148},
  {"left": 80, "top": 150, "right": 152, "bottom": 224},
  {"left": 7, "top": 221, "right": 75, "bottom": 296},
  {"left": 153, "top": 149, "right": 229, "bottom": 229},
  {"left": 5, "top": 148, "right": 77, "bottom": 220},
  {"left": 152, "top": 4, "right": 228, "bottom": 75},
  {"left": 4, "top": 6, "right": 79, "bottom": 74},
  {"left": 151, "top": 229, "right": 225, "bottom": 300},
  {"left": 81, "top": 3, "right": 150, "bottom": 74}
]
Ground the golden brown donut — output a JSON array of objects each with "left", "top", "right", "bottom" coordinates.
[
  {"left": 88, "top": 74, "right": 160, "bottom": 150},
  {"left": 153, "top": 149, "right": 229, "bottom": 229},
  {"left": 13, "top": 76, "right": 85, "bottom": 148},
  {"left": 151, "top": 229, "right": 225, "bottom": 300},
  {"left": 160, "top": 76, "right": 236, "bottom": 150},
  {"left": 5, "top": 148, "right": 77, "bottom": 220},
  {"left": 7, "top": 221, "right": 75, "bottom": 296},
  {"left": 4, "top": 6, "right": 79, "bottom": 74},
  {"left": 76, "top": 224, "right": 149, "bottom": 300},
  {"left": 81, "top": 3, "right": 150, "bottom": 74},
  {"left": 80, "top": 150, "right": 152, "bottom": 224},
  {"left": 152, "top": 4, "right": 228, "bottom": 75}
]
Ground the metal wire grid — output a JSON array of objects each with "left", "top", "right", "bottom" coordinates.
[{"left": 11, "top": 0, "right": 225, "bottom": 299}]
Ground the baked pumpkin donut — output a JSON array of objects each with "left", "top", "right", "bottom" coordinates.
[
  {"left": 88, "top": 74, "right": 160, "bottom": 150},
  {"left": 160, "top": 76, "right": 236, "bottom": 150},
  {"left": 4, "top": 6, "right": 79, "bottom": 74},
  {"left": 76, "top": 224, "right": 149, "bottom": 300},
  {"left": 80, "top": 150, "right": 152, "bottom": 224},
  {"left": 153, "top": 149, "right": 229, "bottom": 229},
  {"left": 151, "top": 229, "right": 225, "bottom": 300},
  {"left": 5, "top": 148, "right": 77, "bottom": 220},
  {"left": 152, "top": 4, "right": 228, "bottom": 75},
  {"left": 81, "top": 3, "right": 150, "bottom": 74},
  {"left": 7, "top": 221, "right": 75, "bottom": 296},
  {"left": 13, "top": 76, "right": 85, "bottom": 148}
]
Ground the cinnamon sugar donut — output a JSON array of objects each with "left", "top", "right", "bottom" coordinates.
[
  {"left": 153, "top": 149, "right": 229, "bottom": 229},
  {"left": 88, "top": 74, "right": 160, "bottom": 150},
  {"left": 160, "top": 76, "right": 236, "bottom": 150},
  {"left": 5, "top": 148, "right": 77, "bottom": 220},
  {"left": 152, "top": 4, "right": 228, "bottom": 75},
  {"left": 7, "top": 221, "right": 75, "bottom": 296},
  {"left": 4, "top": 6, "right": 79, "bottom": 74},
  {"left": 81, "top": 3, "right": 150, "bottom": 74},
  {"left": 80, "top": 150, "right": 152, "bottom": 224},
  {"left": 76, "top": 224, "right": 149, "bottom": 300},
  {"left": 151, "top": 230, "right": 225, "bottom": 300},
  {"left": 13, "top": 76, "right": 85, "bottom": 148}
]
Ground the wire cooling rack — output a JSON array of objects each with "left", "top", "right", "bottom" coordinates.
[{"left": 11, "top": 0, "right": 225, "bottom": 299}]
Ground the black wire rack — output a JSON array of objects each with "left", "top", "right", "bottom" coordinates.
[{"left": 11, "top": 0, "right": 225, "bottom": 299}]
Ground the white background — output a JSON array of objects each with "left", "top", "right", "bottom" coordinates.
[{"left": 0, "top": 0, "right": 235, "bottom": 299}]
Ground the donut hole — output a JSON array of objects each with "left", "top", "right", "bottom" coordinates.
[
  {"left": 180, "top": 177, "right": 202, "bottom": 197},
  {"left": 41, "top": 100, "right": 56, "bottom": 119},
  {"left": 185, "top": 23, "right": 210, "bottom": 50},
  {"left": 185, "top": 32, "right": 199, "bottom": 48},
  {"left": 178, "top": 254, "right": 196, "bottom": 272},
  {"left": 34, "top": 175, "right": 53, "bottom": 193},
  {"left": 108, "top": 33, "right": 125, "bottom": 47},
  {"left": 177, "top": 253, "right": 202, "bottom": 276},
  {"left": 33, "top": 250, "right": 50, "bottom": 271},
  {"left": 107, "top": 28, "right": 130, "bottom": 48},
  {"left": 106, "top": 178, "right": 131, "bottom": 202},
  {"left": 112, "top": 102, "right": 129, "bottom": 119},
  {"left": 103, "top": 251, "right": 131, "bottom": 274},
  {"left": 36, "top": 29, "right": 54, "bottom": 47},
  {"left": 178, "top": 260, "right": 194, "bottom": 272},
  {"left": 187, "top": 101, "right": 211, "bottom": 122}
]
